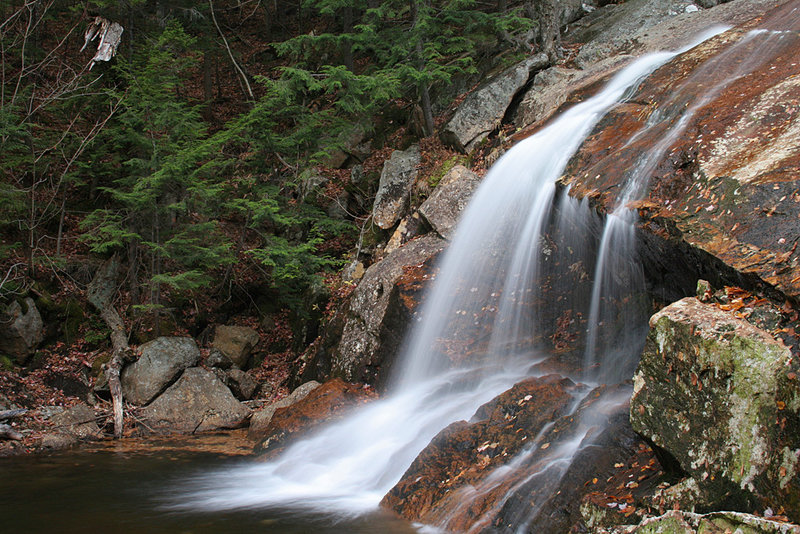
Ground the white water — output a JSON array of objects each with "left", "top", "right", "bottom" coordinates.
[{"left": 171, "top": 27, "right": 731, "bottom": 527}]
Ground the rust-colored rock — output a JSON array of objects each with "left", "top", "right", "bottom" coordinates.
[
  {"left": 382, "top": 377, "right": 656, "bottom": 533},
  {"left": 254, "top": 378, "right": 377, "bottom": 456},
  {"left": 563, "top": 3, "right": 800, "bottom": 299}
]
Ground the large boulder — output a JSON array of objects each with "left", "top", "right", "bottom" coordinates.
[
  {"left": 441, "top": 54, "right": 548, "bottom": 153},
  {"left": 254, "top": 378, "right": 376, "bottom": 455},
  {"left": 0, "top": 298, "right": 43, "bottom": 363},
  {"left": 371, "top": 146, "right": 421, "bottom": 230},
  {"left": 418, "top": 165, "right": 482, "bottom": 240},
  {"left": 631, "top": 297, "right": 800, "bottom": 519},
  {"left": 332, "top": 234, "right": 445, "bottom": 385},
  {"left": 48, "top": 404, "right": 101, "bottom": 440},
  {"left": 248, "top": 380, "right": 321, "bottom": 440},
  {"left": 212, "top": 325, "right": 260, "bottom": 369},
  {"left": 139, "top": 367, "right": 250, "bottom": 433},
  {"left": 121, "top": 336, "right": 201, "bottom": 406}
]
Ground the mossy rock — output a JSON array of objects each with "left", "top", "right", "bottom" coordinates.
[
  {"left": 91, "top": 352, "right": 112, "bottom": 378},
  {"left": 0, "top": 354, "right": 15, "bottom": 371},
  {"left": 631, "top": 297, "right": 800, "bottom": 520}
]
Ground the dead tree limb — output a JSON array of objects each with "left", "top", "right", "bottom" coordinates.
[
  {"left": 209, "top": 0, "right": 254, "bottom": 102},
  {"left": 87, "top": 254, "right": 130, "bottom": 438}
]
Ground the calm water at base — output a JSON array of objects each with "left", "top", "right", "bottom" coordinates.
[{"left": 0, "top": 434, "right": 417, "bottom": 534}]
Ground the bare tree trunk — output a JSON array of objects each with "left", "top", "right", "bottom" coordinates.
[{"left": 88, "top": 254, "right": 130, "bottom": 438}]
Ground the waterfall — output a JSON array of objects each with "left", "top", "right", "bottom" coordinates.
[{"left": 169, "top": 26, "right": 733, "bottom": 528}]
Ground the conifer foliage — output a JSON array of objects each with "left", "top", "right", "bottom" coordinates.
[{"left": 0, "top": 0, "right": 536, "bottom": 339}]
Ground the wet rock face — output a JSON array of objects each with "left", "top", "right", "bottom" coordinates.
[
  {"left": 248, "top": 380, "right": 321, "bottom": 441},
  {"left": 121, "top": 336, "right": 201, "bottom": 406},
  {"left": 383, "top": 378, "right": 650, "bottom": 533},
  {"left": 631, "top": 297, "right": 800, "bottom": 519},
  {"left": 564, "top": 6, "right": 800, "bottom": 299},
  {"left": 254, "top": 378, "right": 376, "bottom": 456},
  {"left": 382, "top": 375, "right": 580, "bottom": 523}
]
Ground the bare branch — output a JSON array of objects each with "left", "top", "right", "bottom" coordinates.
[{"left": 209, "top": 0, "right": 254, "bottom": 101}]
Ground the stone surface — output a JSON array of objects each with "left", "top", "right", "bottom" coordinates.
[
  {"left": 441, "top": 54, "right": 548, "bottom": 153},
  {"left": 248, "top": 380, "right": 321, "bottom": 440},
  {"left": 384, "top": 213, "right": 429, "bottom": 255},
  {"left": 0, "top": 298, "right": 43, "bottom": 363},
  {"left": 140, "top": 367, "right": 250, "bottom": 433},
  {"left": 418, "top": 165, "right": 482, "bottom": 240},
  {"left": 225, "top": 369, "right": 258, "bottom": 400},
  {"left": 212, "top": 325, "right": 260, "bottom": 369},
  {"left": 563, "top": 1, "right": 800, "bottom": 300},
  {"left": 213, "top": 367, "right": 258, "bottom": 401},
  {"left": 572, "top": 0, "right": 701, "bottom": 68},
  {"left": 49, "top": 404, "right": 100, "bottom": 439},
  {"left": 600, "top": 510, "right": 800, "bottom": 534},
  {"left": 206, "top": 348, "right": 233, "bottom": 369},
  {"left": 121, "top": 336, "right": 201, "bottom": 406},
  {"left": 371, "top": 146, "right": 421, "bottom": 230},
  {"left": 631, "top": 297, "right": 800, "bottom": 519},
  {"left": 254, "top": 378, "right": 376, "bottom": 455},
  {"left": 332, "top": 234, "right": 445, "bottom": 385},
  {"left": 39, "top": 433, "right": 79, "bottom": 450}
]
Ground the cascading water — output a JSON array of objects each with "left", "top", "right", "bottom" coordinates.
[{"left": 167, "top": 24, "right": 762, "bottom": 532}]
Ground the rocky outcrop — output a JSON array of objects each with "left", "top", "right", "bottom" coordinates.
[
  {"left": 248, "top": 380, "right": 321, "bottom": 440},
  {"left": 371, "top": 145, "right": 421, "bottom": 230},
  {"left": 563, "top": 1, "right": 800, "bottom": 300},
  {"left": 306, "top": 234, "right": 445, "bottom": 387},
  {"left": 631, "top": 297, "right": 800, "bottom": 519},
  {"left": 212, "top": 325, "right": 260, "bottom": 369},
  {"left": 441, "top": 54, "right": 548, "bottom": 153},
  {"left": 254, "top": 378, "right": 376, "bottom": 455},
  {"left": 139, "top": 367, "right": 250, "bottom": 433},
  {"left": 120, "top": 336, "right": 201, "bottom": 405},
  {"left": 418, "top": 165, "right": 482, "bottom": 240},
  {"left": 0, "top": 298, "right": 43, "bottom": 363},
  {"left": 383, "top": 378, "right": 655, "bottom": 533},
  {"left": 515, "top": 0, "right": 789, "bottom": 132},
  {"left": 571, "top": 0, "right": 707, "bottom": 69},
  {"left": 598, "top": 510, "right": 800, "bottom": 534}
]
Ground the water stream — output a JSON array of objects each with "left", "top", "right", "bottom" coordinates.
[{"left": 169, "top": 29, "right": 729, "bottom": 527}]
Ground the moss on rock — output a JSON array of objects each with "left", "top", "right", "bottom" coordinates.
[{"left": 631, "top": 297, "right": 800, "bottom": 519}]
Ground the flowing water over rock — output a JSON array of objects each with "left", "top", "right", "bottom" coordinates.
[{"left": 169, "top": 26, "right": 755, "bottom": 532}]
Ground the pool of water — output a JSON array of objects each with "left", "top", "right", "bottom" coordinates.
[{"left": 0, "top": 433, "right": 417, "bottom": 534}]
